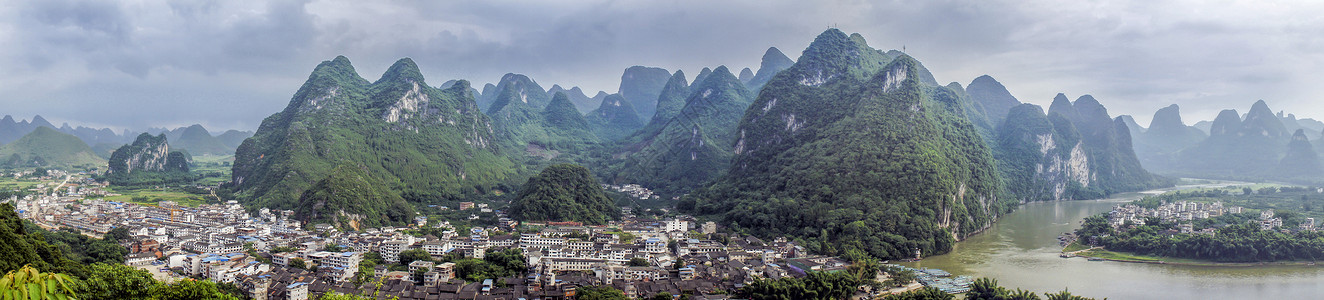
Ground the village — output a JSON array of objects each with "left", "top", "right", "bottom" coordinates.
[
  {"left": 2, "top": 172, "right": 934, "bottom": 300},
  {"left": 1107, "top": 200, "right": 1315, "bottom": 233}
]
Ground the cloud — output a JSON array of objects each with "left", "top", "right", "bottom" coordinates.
[{"left": 2, "top": 0, "right": 1324, "bottom": 132}]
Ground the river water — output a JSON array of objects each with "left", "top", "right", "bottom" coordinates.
[{"left": 897, "top": 181, "right": 1324, "bottom": 299}]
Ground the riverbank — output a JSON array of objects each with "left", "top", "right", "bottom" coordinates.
[{"left": 1071, "top": 248, "right": 1324, "bottom": 267}]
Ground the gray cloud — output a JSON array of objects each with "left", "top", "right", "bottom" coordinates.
[{"left": 1, "top": 0, "right": 1323, "bottom": 132}]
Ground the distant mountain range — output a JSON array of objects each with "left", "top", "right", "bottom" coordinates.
[
  {"left": 1124, "top": 100, "right": 1324, "bottom": 183},
  {"left": 0, "top": 115, "right": 252, "bottom": 158}
]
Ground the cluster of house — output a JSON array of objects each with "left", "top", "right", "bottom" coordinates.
[
  {"left": 1110, "top": 201, "right": 1319, "bottom": 234},
  {"left": 603, "top": 184, "right": 660, "bottom": 201},
  {"left": 9, "top": 181, "right": 860, "bottom": 300}
]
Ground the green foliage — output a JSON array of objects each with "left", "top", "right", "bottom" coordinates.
[
  {"left": 628, "top": 257, "right": 649, "bottom": 267},
  {"left": 150, "top": 279, "right": 241, "bottom": 300},
  {"left": 36, "top": 227, "right": 127, "bottom": 266},
  {"left": 509, "top": 164, "right": 618, "bottom": 224},
  {"left": 881, "top": 287, "right": 955, "bottom": 300},
  {"left": 0, "top": 265, "right": 78, "bottom": 300},
  {"left": 290, "top": 258, "right": 306, "bottom": 270},
  {"left": 576, "top": 285, "right": 628, "bottom": 300},
  {"left": 965, "top": 278, "right": 1044, "bottom": 300},
  {"left": 74, "top": 263, "right": 156, "bottom": 299},
  {"left": 106, "top": 133, "right": 193, "bottom": 186},
  {"left": 0, "top": 127, "right": 105, "bottom": 170},
  {"left": 231, "top": 57, "right": 518, "bottom": 212},
  {"left": 737, "top": 271, "right": 867, "bottom": 300},
  {"left": 1080, "top": 211, "right": 1324, "bottom": 262},
  {"left": 293, "top": 165, "right": 416, "bottom": 231},
  {"left": 684, "top": 30, "right": 1009, "bottom": 260},
  {"left": 0, "top": 203, "right": 80, "bottom": 275},
  {"left": 397, "top": 249, "right": 431, "bottom": 267}
]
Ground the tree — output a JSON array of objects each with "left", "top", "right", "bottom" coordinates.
[
  {"left": 0, "top": 265, "right": 78, "bottom": 300},
  {"left": 628, "top": 257, "right": 650, "bottom": 267},
  {"left": 398, "top": 249, "right": 432, "bottom": 267},
  {"left": 1044, "top": 289, "right": 1098, "bottom": 300},
  {"left": 76, "top": 263, "right": 158, "bottom": 299},
  {"left": 649, "top": 292, "right": 673, "bottom": 300},
  {"left": 883, "top": 266, "right": 916, "bottom": 288},
  {"left": 576, "top": 285, "right": 628, "bottom": 300},
  {"left": 881, "top": 287, "right": 955, "bottom": 300},
  {"left": 290, "top": 258, "right": 307, "bottom": 270},
  {"left": 150, "top": 279, "right": 241, "bottom": 300}
]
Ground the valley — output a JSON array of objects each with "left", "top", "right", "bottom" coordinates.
[{"left": 2, "top": 3, "right": 1323, "bottom": 298}]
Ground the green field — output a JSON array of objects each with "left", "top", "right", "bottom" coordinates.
[
  {"left": 103, "top": 188, "right": 209, "bottom": 207},
  {"left": 190, "top": 154, "right": 233, "bottom": 186},
  {"left": 1077, "top": 249, "right": 1167, "bottom": 262},
  {"left": 1061, "top": 241, "right": 1089, "bottom": 253}
]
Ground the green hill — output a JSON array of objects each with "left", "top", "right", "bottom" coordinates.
[
  {"left": 294, "top": 165, "right": 416, "bottom": 231},
  {"left": 106, "top": 133, "right": 191, "bottom": 186},
  {"left": 608, "top": 66, "right": 753, "bottom": 198},
  {"left": 230, "top": 56, "right": 518, "bottom": 211},
  {"left": 585, "top": 94, "right": 644, "bottom": 141},
  {"left": 682, "top": 29, "right": 1011, "bottom": 260},
  {"left": 0, "top": 126, "right": 106, "bottom": 170},
  {"left": 508, "top": 164, "right": 618, "bottom": 225},
  {"left": 487, "top": 75, "right": 600, "bottom": 157}
]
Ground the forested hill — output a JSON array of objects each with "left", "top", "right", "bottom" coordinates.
[
  {"left": 230, "top": 56, "right": 518, "bottom": 211},
  {"left": 681, "top": 29, "right": 1012, "bottom": 260},
  {"left": 508, "top": 164, "right": 618, "bottom": 225}
]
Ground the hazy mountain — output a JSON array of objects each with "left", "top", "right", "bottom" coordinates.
[
  {"left": 1118, "top": 115, "right": 1144, "bottom": 137},
  {"left": 487, "top": 75, "right": 598, "bottom": 157},
  {"left": 546, "top": 84, "right": 599, "bottom": 113},
  {"left": 0, "top": 127, "right": 105, "bottom": 170},
  {"left": 1132, "top": 104, "right": 1207, "bottom": 173},
  {"left": 965, "top": 75, "right": 1021, "bottom": 129},
  {"left": 627, "top": 70, "right": 690, "bottom": 145},
  {"left": 745, "top": 47, "right": 796, "bottom": 90},
  {"left": 215, "top": 130, "right": 254, "bottom": 150},
  {"left": 606, "top": 66, "right": 752, "bottom": 198},
  {"left": 231, "top": 56, "right": 517, "bottom": 211},
  {"left": 738, "top": 67, "right": 754, "bottom": 83},
  {"left": 170, "top": 124, "right": 230, "bottom": 155},
  {"left": 1279, "top": 129, "right": 1323, "bottom": 179},
  {"left": 617, "top": 66, "right": 672, "bottom": 120},
  {"left": 584, "top": 94, "right": 644, "bottom": 142},
  {"left": 1176, "top": 103, "right": 1285, "bottom": 178}
]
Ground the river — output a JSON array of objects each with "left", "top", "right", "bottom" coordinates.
[{"left": 897, "top": 180, "right": 1324, "bottom": 299}]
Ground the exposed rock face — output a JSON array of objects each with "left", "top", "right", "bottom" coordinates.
[
  {"left": 108, "top": 133, "right": 188, "bottom": 176},
  {"left": 996, "top": 93, "right": 1167, "bottom": 201}
]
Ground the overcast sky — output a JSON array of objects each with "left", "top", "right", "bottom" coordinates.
[{"left": 1, "top": 0, "right": 1322, "bottom": 132}]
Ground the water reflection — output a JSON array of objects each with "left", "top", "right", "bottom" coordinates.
[{"left": 897, "top": 180, "right": 1324, "bottom": 299}]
